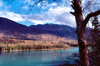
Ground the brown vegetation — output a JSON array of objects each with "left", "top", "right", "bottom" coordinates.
[{"left": 0, "top": 34, "right": 76, "bottom": 52}]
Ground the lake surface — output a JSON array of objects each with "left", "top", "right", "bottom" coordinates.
[{"left": 0, "top": 47, "right": 79, "bottom": 66}]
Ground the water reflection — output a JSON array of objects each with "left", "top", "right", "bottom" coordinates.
[{"left": 0, "top": 47, "right": 79, "bottom": 66}]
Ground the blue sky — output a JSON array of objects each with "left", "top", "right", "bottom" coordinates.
[{"left": 0, "top": 0, "right": 95, "bottom": 27}]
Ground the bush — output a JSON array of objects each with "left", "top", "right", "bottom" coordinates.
[
  {"left": 20, "top": 40, "right": 25, "bottom": 43},
  {"left": 34, "top": 45, "right": 43, "bottom": 49},
  {"left": 54, "top": 44, "right": 64, "bottom": 48},
  {"left": 45, "top": 46, "right": 50, "bottom": 49},
  {"left": 17, "top": 46, "right": 22, "bottom": 50}
]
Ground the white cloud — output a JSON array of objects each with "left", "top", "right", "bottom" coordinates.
[
  {"left": 50, "top": 3, "right": 57, "bottom": 6},
  {"left": 0, "top": 11, "right": 25, "bottom": 22},
  {"left": 42, "top": 2, "right": 57, "bottom": 10},
  {"left": 0, "top": 5, "right": 76, "bottom": 27},
  {"left": 1, "top": 0, "right": 98, "bottom": 28},
  {"left": 48, "top": 6, "right": 71, "bottom": 15},
  {"left": 29, "top": 20, "right": 43, "bottom": 25},
  {"left": 25, "top": 6, "right": 75, "bottom": 27},
  {"left": 22, "top": 6, "right": 29, "bottom": 10},
  {"left": 37, "top": 3, "right": 41, "bottom": 6},
  {"left": 23, "top": 0, "right": 34, "bottom": 5},
  {"left": 87, "top": 21, "right": 92, "bottom": 28},
  {"left": 55, "top": 12, "right": 76, "bottom": 27}
]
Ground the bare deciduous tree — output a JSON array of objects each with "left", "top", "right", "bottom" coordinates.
[{"left": 70, "top": 0, "right": 100, "bottom": 66}]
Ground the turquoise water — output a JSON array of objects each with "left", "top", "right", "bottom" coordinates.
[{"left": 0, "top": 47, "right": 79, "bottom": 66}]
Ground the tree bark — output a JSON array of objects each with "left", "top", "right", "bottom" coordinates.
[
  {"left": 79, "top": 9, "right": 100, "bottom": 66},
  {"left": 78, "top": 27, "right": 89, "bottom": 66},
  {"left": 75, "top": 9, "right": 100, "bottom": 66},
  {"left": 75, "top": 11, "right": 89, "bottom": 66},
  {"left": 71, "top": 0, "right": 89, "bottom": 66}
]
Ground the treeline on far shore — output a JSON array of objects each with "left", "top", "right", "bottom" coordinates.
[{"left": 0, "top": 44, "right": 71, "bottom": 52}]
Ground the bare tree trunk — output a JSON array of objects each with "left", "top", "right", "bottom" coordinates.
[
  {"left": 77, "top": 26, "right": 89, "bottom": 66},
  {"left": 75, "top": 11, "right": 89, "bottom": 66},
  {"left": 79, "top": 31, "right": 89, "bottom": 66},
  {"left": 71, "top": 0, "right": 89, "bottom": 66},
  {"left": 75, "top": 9, "right": 100, "bottom": 66}
]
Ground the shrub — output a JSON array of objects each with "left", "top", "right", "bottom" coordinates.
[
  {"left": 34, "top": 45, "right": 43, "bottom": 49},
  {"left": 45, "top": 46, "right": 50, "bottom": 49},
  {"left": 54, "top": 44, "right": 64, "bottom": 48}
]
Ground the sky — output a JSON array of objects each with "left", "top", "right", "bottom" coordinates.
[{"left": 0, "top": 0, "right": 95, "bottom": 27}]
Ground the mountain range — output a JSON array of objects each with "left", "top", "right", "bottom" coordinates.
[{"left": 0, "top": 17, "right": 91, "bottom": 40}]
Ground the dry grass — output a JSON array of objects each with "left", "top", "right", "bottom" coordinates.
[{"left": 0, "top": 34, "right": 77, "bottom": 52}]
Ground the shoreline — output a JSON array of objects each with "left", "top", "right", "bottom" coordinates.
[
  {"left": 0, "top": 47, "right": 71, "bottom": 53},
  {"left": 0, "top": 44, "right": 71, "bottom": 53}
]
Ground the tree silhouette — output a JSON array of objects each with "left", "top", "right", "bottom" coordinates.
[{"left": 89, "top": 16, "right": 100, "bottom": 66}]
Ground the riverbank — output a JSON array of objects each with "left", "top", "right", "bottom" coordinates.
[
  {"left": 0, "top": 37, "right": 76, "bottom": 53},
  {"left": 1, "top": 47, "right": 71, "bottom": 53},
  {"left": 0, "top": 44, "right": 71, "bottom": 52}
]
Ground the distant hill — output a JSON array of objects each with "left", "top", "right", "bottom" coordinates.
[
  {"left": 0, "top": 17, "right": 30, "bottom": 36},
  {"left": 29, "top": 24, "right": 77, "bottom": 39},
  {"left": 0, "top": 17, "right": 78, "bottom": 39}
]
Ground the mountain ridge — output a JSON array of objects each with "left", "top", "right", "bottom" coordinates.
[
  {"left": 29, "top": 24, "right": 77, "bottom": 39},
  {"left": 0, "top": 17, "right": 77, "bottom": 39}
]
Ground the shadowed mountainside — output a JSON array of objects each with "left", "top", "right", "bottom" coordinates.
[
  {"left": 0, "top": 17, "right": 77, "bottom": 39},
  {"left": 0, "top": 17, "right": 30, "bottom": 36},
  {"left": 29, "top": 24, "right": 77, "bottom": 39}
]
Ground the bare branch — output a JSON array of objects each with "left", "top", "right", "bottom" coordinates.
[
  {"left": 82, "top": 0, "right": 94, "bottom": 12},
  {"left": 82, "top": 10, "right": 100, "bottom": 28},
  {"left": 70, "top": 11, "right": 75, "bottom": 16},
  {"left": 9, "top": 0, "right": 13, "bottom": 4}
]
